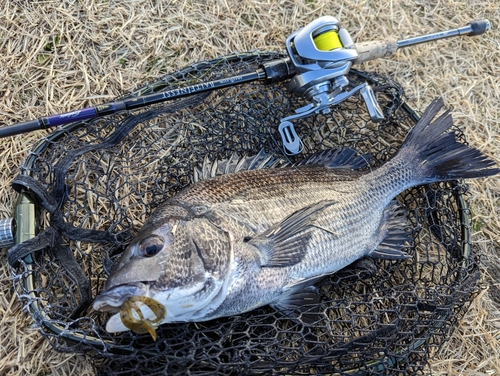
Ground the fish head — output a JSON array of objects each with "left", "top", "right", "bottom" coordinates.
[{"left": 93, "top": 203, "right": 234, "bottom": 334}]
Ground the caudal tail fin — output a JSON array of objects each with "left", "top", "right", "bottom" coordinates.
[{"left": 399, "top": 97, "right": 499, "bottom": 183}]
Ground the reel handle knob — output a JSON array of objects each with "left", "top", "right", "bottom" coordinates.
[{"left": 360, "top": 85, "right": 384, "bottom": 123}]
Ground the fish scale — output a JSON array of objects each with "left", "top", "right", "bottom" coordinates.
[
  {"left": 210, "top": 187, "right": 387, "bottom": 317},
  {"left": 172, "top": 166, "right": 367, "bottom": 237}
]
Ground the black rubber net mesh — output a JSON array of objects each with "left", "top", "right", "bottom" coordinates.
[{"left": 8, "top": 52, "right": 479, "bottom": 375}]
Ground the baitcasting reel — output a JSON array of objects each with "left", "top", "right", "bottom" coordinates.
[
  {"left": 277, "top": 16, "right": 490, "bottom": 154},
  {"left": 279, "top": 16, "right": 383, "bottom": 154}
]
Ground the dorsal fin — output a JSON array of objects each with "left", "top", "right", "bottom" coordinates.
[
  {"left": 294, "top": 148, "right": 372, "bottom": 170},
  {"left": 193, "top": 149, "right": 281, "bottom": 182},
  {"left": 192, "top": 147, "right": 370, "bottom": 182}
]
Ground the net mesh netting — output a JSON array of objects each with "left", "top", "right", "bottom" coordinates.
[{"left": 8, "top": 52, "right": 479, "bottom": 375}]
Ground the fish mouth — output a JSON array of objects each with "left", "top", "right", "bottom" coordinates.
[{"left": 93, "top": 282, "right": 149, "bottom": 312}]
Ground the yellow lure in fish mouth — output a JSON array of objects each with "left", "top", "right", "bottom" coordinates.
[{"left": 119, "top": 296, "right": 166, "bottom": 340}]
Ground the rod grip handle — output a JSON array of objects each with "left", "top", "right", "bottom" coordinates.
[
  {"left": 0, "top": 119, "right": 43, "bottom": 138},
  {"left": 354, "top": 39, "right": 398, "bottom": 64}
]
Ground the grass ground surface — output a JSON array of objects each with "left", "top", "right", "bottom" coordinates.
[{"left": 1, "top": 0, "right": 499, "bottom": 375}]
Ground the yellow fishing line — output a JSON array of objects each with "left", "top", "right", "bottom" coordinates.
[{"left": 313, "top": 30, "right": 342, "bottom": 51}]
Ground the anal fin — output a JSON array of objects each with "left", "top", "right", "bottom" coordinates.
[
  {"left": 336, "top": 257, "right": 378, "bottom": 282},
  {"left": 369, "top": 201, "right": 412, "bottom": 260},
  {"left": 271, "top": 285, "right": 322, "bottom": 325}
]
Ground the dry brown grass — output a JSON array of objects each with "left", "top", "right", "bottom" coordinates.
[{"left": 1, "top": 0, "right": 499, "bottom": 374}]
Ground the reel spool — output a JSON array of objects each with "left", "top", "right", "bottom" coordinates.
[
  {"left": 312, "top": 25, "right": 344, "bottom": 51},
  {"left": 286, "top": 15, "right": 359, "bottom": 98}
]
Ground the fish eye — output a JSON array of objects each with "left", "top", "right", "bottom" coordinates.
[{"left": 138, "top": 236, "right": 164, "bottom": 257}]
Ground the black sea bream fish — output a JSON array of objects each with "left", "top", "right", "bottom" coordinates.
[{"left": 93, "top": 98, "right": 499, "bottom": 337}]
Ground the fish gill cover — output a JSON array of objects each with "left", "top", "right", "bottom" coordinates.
[{"left": 7, "top": 52, "right": 481, "bottom": 375}]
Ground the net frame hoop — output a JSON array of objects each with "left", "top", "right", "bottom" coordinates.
[{"left": 11, "top": 52, "right": 472, "bottom": 366}]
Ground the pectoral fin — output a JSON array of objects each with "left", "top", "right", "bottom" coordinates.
[{"left": 248, "top": 200, "right": 336, "bottom": 267}]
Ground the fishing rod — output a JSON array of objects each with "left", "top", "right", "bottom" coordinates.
[{"left": 0, "top": 18, "right": 490, "bottom": 144}]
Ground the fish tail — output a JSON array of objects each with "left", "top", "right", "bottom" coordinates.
[{"left": 399, "top": 97, "right": 499, "bottom": 182}]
